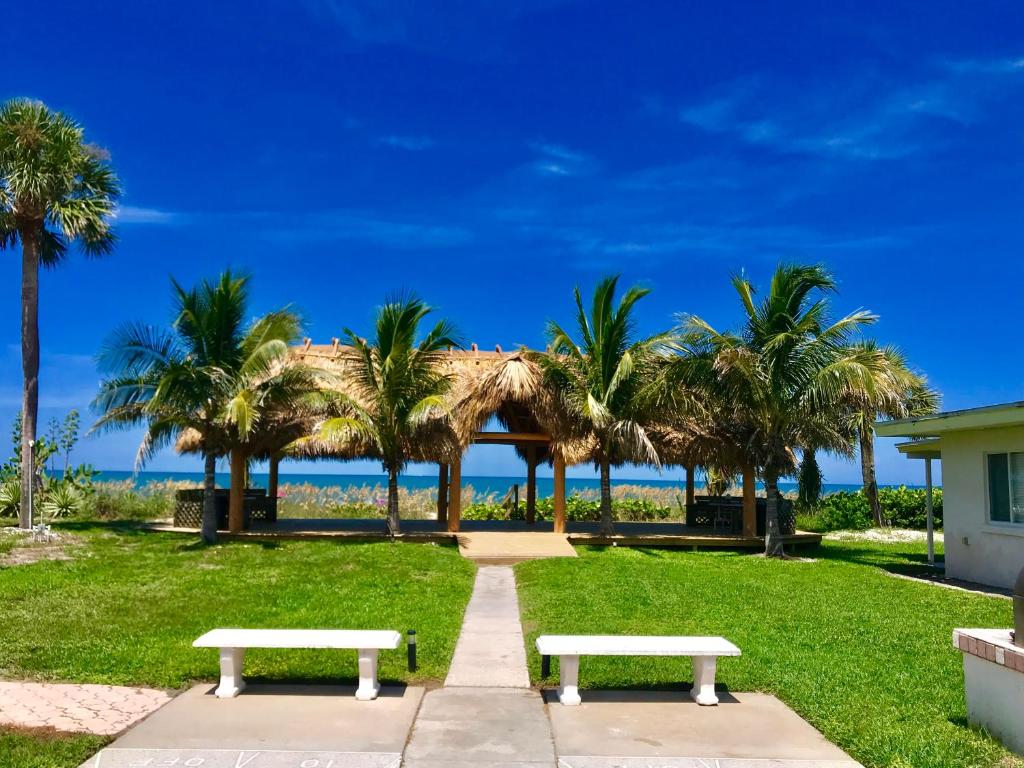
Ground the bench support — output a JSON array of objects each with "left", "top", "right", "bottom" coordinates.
[
  {"left": 356, "top": 648, "right": 381, "bottom": 701},
  {"left": 557, "top": 654, "right": 581, "bottom": 706},
  {"left": 690, "top": 655, "right": 718, "bottom": 705},
  {"left": 215, "top": 647, "right": 246, "bottom": 698}
]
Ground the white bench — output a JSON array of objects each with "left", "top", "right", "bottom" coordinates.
[
  {"left": 193, "top": 628, "right": 402, "bottom": 701},
  {"left": 536, "top": 634, "right": 741, "bottom": 706}
]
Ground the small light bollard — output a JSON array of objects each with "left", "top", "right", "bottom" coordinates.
[{"left": 407, "top": 629, "right": 417, "bottom": 672}]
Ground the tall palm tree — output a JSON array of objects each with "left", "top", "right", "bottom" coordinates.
[
  {"left": 314, "top": 295, "right": 460, "bottom": 535},
  {"left": 534, "top": 276, "right": 669, "bottom": 535},
  {"left": 93, "top": 271, "right": 302, "bottom": 542},
  {"left": 0, "top": 99, "right": 120, "bottom": 528},
  {"left": 845, "top": 340, "right": 938, "bottom": 526},
  {"left": 675, "top": 264, "right": 879, "bottom": 555}
]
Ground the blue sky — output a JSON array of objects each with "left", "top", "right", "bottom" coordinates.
[{"left": 3, "top": 0, "right": 1023, "bottom": 485}]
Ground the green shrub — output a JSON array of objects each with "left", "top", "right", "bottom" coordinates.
[
  {"left": 803, "top": 486, "right": 943, "bottom": 532},
  {"left": 461, "top": 494, "right": 673, "bottom": 522},
  {"left": 816, "top": 491, "right": 873, "bottom": 531},
  {"left": 877, "top": 485, "right": 943, "bottom": 529}
]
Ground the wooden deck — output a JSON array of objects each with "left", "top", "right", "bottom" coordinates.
[{"left": 146, "top": 518, "right": 822, "bottom": 549}]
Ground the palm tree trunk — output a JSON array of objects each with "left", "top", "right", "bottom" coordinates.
[
  {"left": 18, "top": 227, "right": 40, "bottom": 530},
  {"left": 387, "top": 466, "right": 401, "bottom": 536},
  {"left": 201, "top": 451, "right": 218, "bottom": 544},
  {"left": 599, "top": 457, "right": 614, "bottom": 535},
  {"left": 764, "top": 471, "right": 785, "bottom": 557},
  {"left": 859, "top": 426, "right": 884, "bottom": 527},
  {"left": 229, "top": 449, "right": 246, "bottom": 533}
]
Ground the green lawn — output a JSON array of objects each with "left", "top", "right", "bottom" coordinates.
[
  {"left": 0, "top": 728, "right": 107, "bottom": 768},
  {"left": 0, "top": 522, "right": 475, "bottom": 688},
  {"left": 517, "top": 540, "right": 1020, "bottom": 768}
]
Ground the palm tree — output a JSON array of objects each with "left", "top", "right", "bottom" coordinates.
[
  {"left": 218, "top": 309, "right": 320, "bottom": 532},
  {"left": 314, "top": 295, "right": 460, "bottom": 535},
  {"left": 845, "top": 341, "right": 938, "bottom": 526},
  {"left": 0, "top": 99, "right": 120, "bottom": 528},
  {"left": 675, "top": 264, "right": 880, "bottom": 555},
  {"left": 534, "top": 276, "right": 669, "bottom": 535},
  {"left": 93, "top": 271, "right": 302, "bottom": 542}
]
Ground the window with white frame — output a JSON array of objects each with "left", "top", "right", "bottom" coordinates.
[{"left": 987, "top": 452, "right": 1024, "bottom": 525}]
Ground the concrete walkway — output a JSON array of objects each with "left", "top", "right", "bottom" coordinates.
[
  {"left": 0, "top": 681, "right": 170, "bottom": 736},
  {"left": 405, "top": 565, "right": 556, "bottom": 768}
]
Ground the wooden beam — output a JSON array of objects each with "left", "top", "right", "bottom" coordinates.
[
  {"left": 473, "top": 431, "right": 551, "bottom": 445},
  {"left": 526, "top": 445, "right": 537, "bottom": 525},
  {"left": 437, "top": 463, "right": 449, "bottom": 527},
  {"left": 447, "top": 456, "right": 462, "bottom": 533},
  {"left": 685, "top": 465, "right": 696, "bottom": 508},
  {"left": 742, "top": 463, "right": 757, "bottom": 537},
  {"left": 553, "top": 454, "right": 566, "bottom": 534}
]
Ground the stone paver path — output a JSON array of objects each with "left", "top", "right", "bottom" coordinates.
[
  {"left": 0, "top": 681, "right": 170, "bottom": 735},
  {"left": 405, "top": 565, "right": 556, "bottom": 768}
]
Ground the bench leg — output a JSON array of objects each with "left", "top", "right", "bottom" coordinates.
[
  {"left": 355, "top": 648, "right": 380, "bottom": 701},
  {"left": 690, "top": 655, "right": 718, "bottom": 705},
  {"left": 215, "top": 647, "right": 246, "bottom": 698},
  {"left": 557, "top": 654, "right": 581, "bottom": 706}
]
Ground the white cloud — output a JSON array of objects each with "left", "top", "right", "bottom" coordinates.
[
  {"left": 113, "top": 205, "right": 182, "bottom": 225},
  {"left": 378, "top": 135, "right": 435, "bottom": 151}
]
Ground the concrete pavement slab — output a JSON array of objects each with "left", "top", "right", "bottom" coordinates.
[
  {"left": 545, "top": 690, "right": 861, "bottom": 767},
  {"left": 444, "top": 566, "right": 530, "bottom": 688},
  {"left": 81, "top": 683, "right": 423, "bottom": 768},
  {"left": 403, "top": 687, "right": 556, "bottom": 768}
]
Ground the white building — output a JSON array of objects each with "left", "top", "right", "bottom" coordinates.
[{"left": 877, "top": 401, "right": 1024, "bottom": 590}]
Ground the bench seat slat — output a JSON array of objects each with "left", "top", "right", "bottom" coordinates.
[
  {"left": 193, "top": 628, "right": 402, "bottom": 650},
  {"left": 535, "top": 634, "right": 740, "bottom": 657}
]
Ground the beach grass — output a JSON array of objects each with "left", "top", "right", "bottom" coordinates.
[
  {"left": 0, "top": 522, "right": 475, "bottom": 688},
  {"left": 516, "top": 539, "right": 1020, "bottom": 768}
]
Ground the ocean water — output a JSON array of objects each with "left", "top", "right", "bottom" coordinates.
[{"left": 94, "top": 470, "right": 892, "bottom": 497}]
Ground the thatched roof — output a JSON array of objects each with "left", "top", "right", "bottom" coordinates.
[
  {"left": 176, "top": 340, "right": 723, "bottom": 471},
  {"left": 287, "top": 342, "right": 596, "bottom": 466}
]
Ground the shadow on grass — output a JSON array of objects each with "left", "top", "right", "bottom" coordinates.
[{"left": 806, "top": 540, "right": 947, "bottom": 579}]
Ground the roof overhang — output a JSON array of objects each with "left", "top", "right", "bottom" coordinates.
[
  {"left": 876, "top": 400, "right": 1024, "bottom": 438},
  {"left": 895, "top": 438, "right": 942, "bottom": 460}
]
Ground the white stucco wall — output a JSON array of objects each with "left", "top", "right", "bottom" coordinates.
[{"left": 941, "top": 425, "right": 1024, "bottom": 589}]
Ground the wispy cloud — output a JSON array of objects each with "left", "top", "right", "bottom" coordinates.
[
  {"left": 529, "top": 142, "right": 596, "bottom": 177},
  {"left": 678, "top": 55, "right": 1024, "bottom": 160},
  {"left": 377, "top": 134, "right": 435, "bottom": 151},
  {"left": 113, "top": 205, "right": 183, "bottom": 225},
  {"left": 258, "top": 210, "right": 473, "bottom": 248}
]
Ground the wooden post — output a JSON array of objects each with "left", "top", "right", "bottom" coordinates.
[
  {"left": 742, "top": 463, "right": 757, "bottom": 538},
  {"left": 447, "top": 455, "right": 462, "bottom": 532},
  {"left": 553, "top": 454, "right": 566, "bottom": 534},
  {"left": 685, "top": 465, "right": 696, "bottom": 508},
  {"left": 268, "top": 455, "right": 280, "bottom": 501},
  {"left": 526, "top": 445, "right": 537, "bottom": 525},
  {"left": 229, "top": 450, "right": 246, "bottom": 533},
  {"left": 437, "top": 463, "right": 449, "bottom": 526}
]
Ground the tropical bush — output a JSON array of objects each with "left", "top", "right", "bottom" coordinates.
[
  {"left": 461, "top": 494, "right": 676, "bottom": 522},
  {"left": 800, "top": 486, "right": 943, "bottom": 531},
  {"left": 40, "top": 482, "right": 85, "bottom": 519},
  {"left": 0, "top": 477, "right": 20, "bottom": 517}
]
